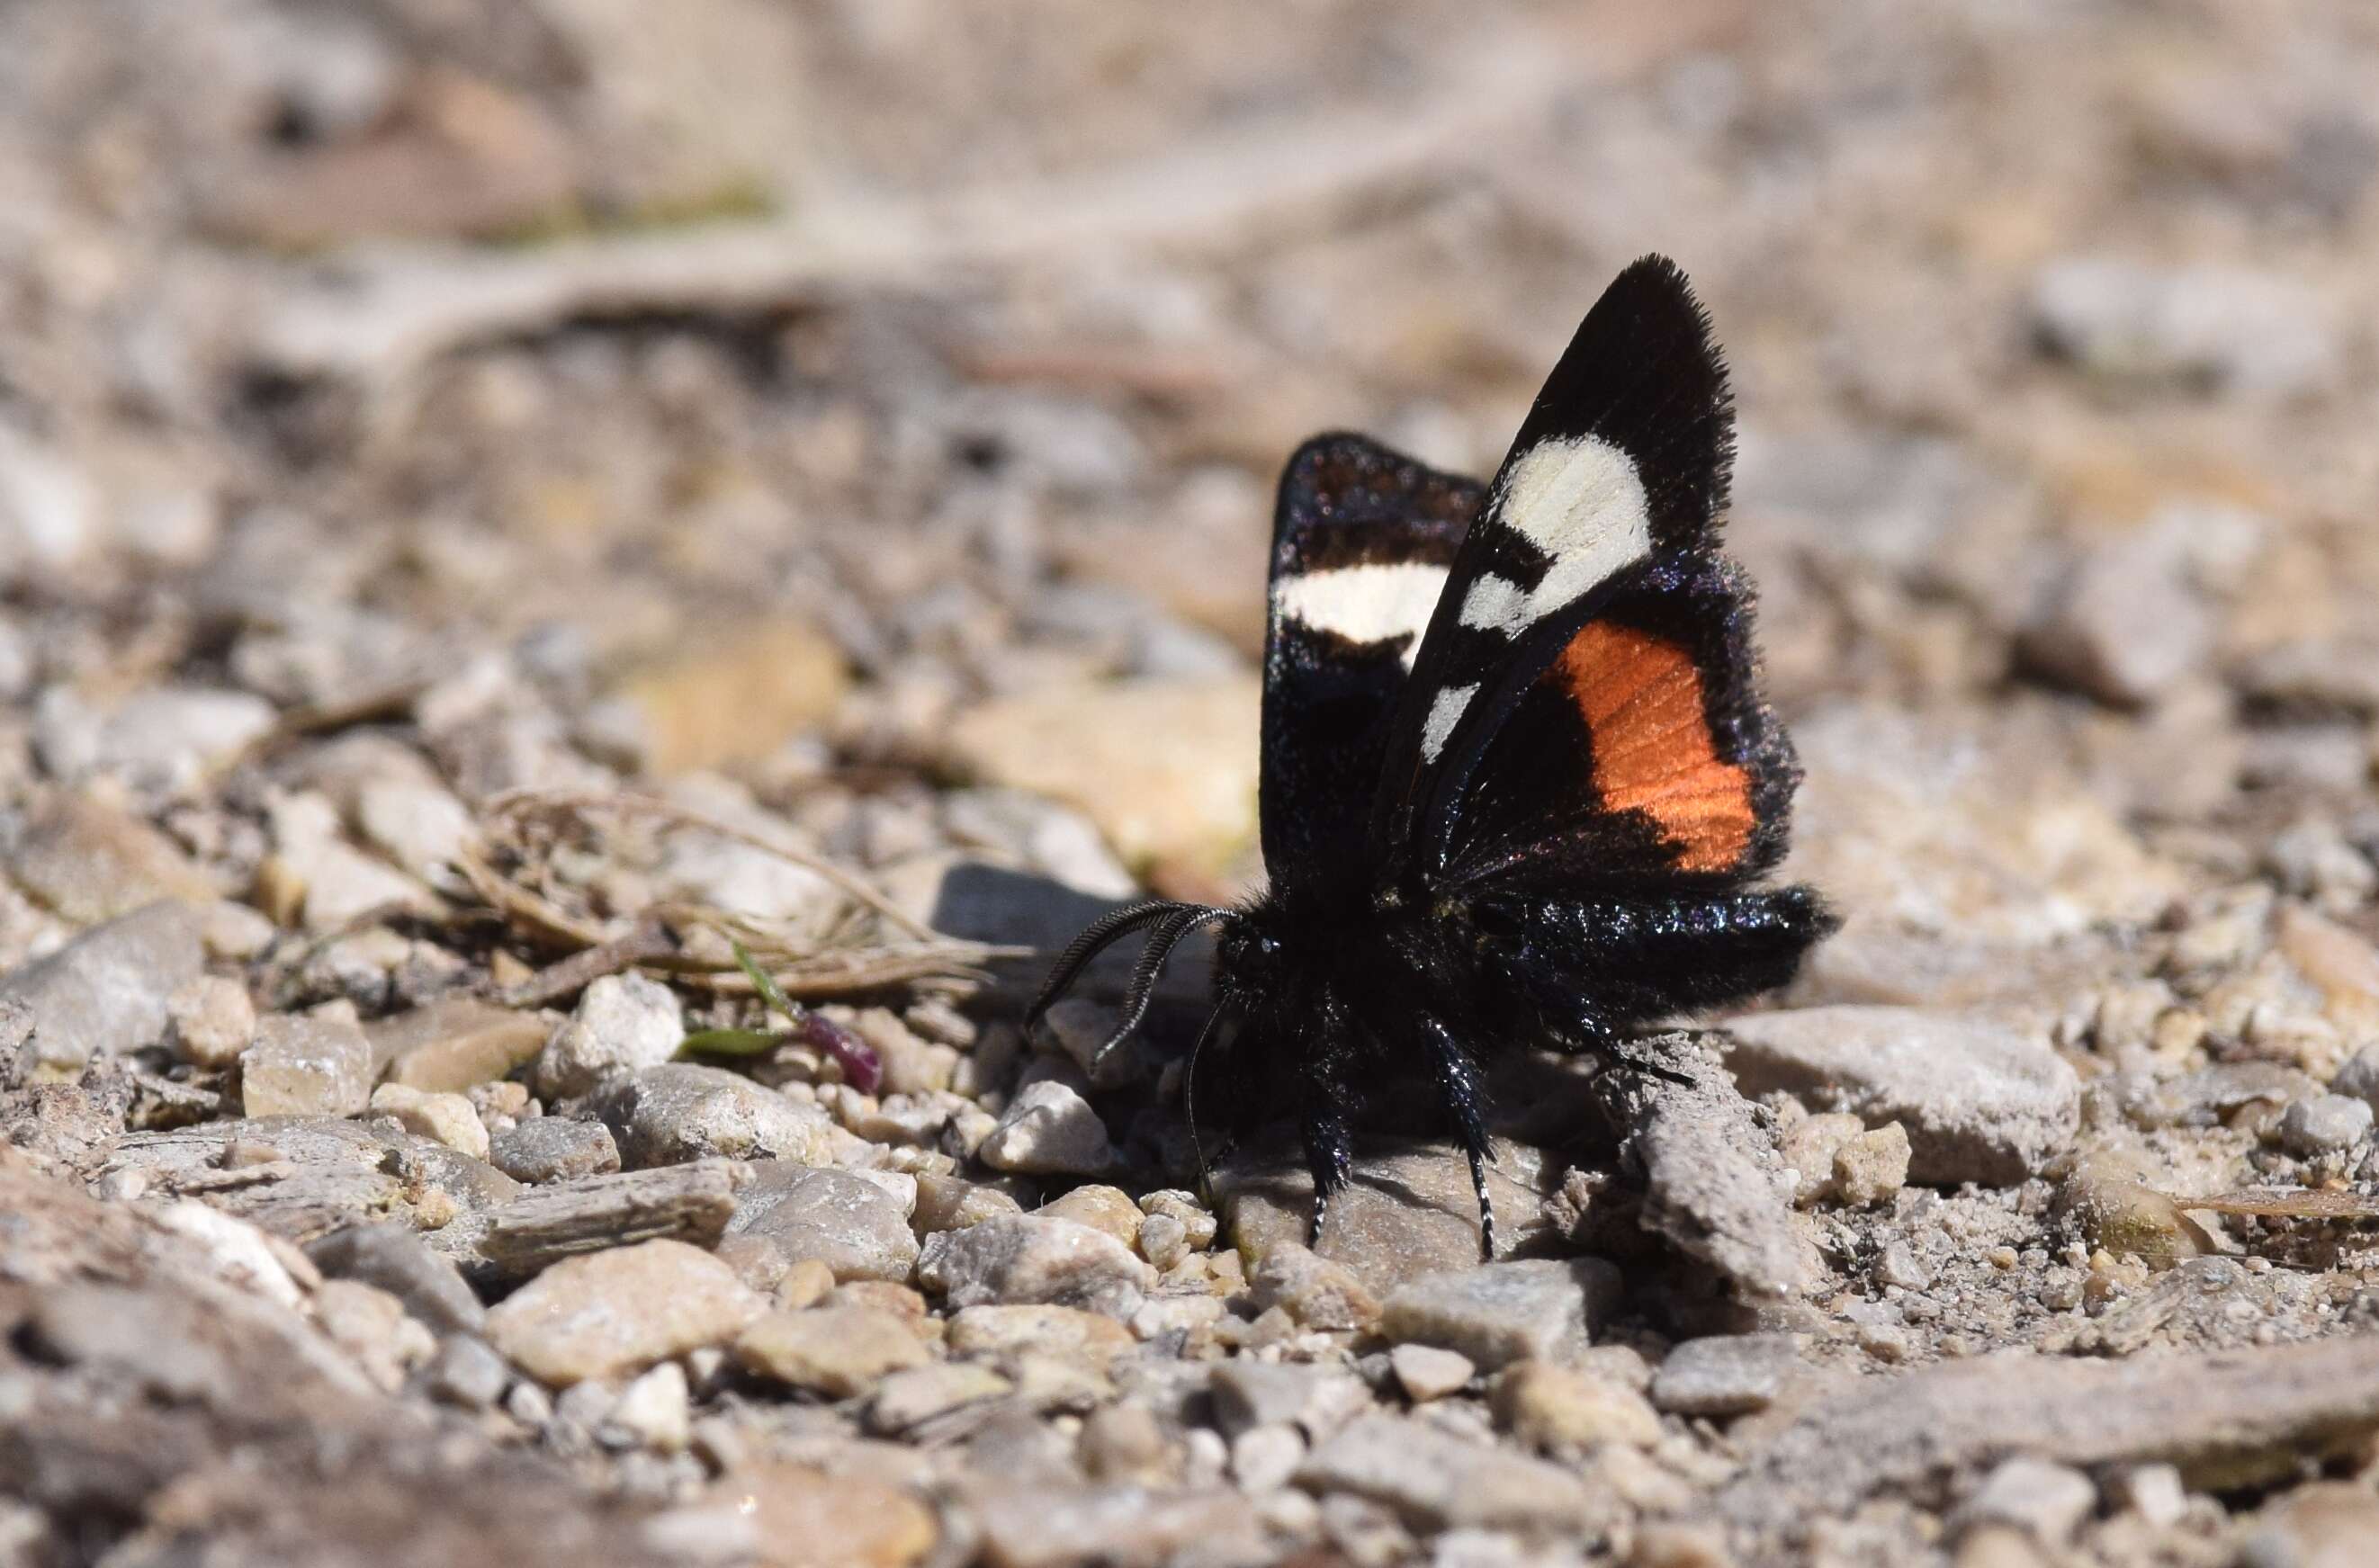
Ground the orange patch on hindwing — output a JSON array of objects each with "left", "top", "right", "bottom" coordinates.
[{"left": 1554, "top": 621, "right": 1755, "bottom": 873}]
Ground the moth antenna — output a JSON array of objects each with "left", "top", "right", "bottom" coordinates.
[
  {"left": 1091, "top": 906, "right": 1234, "bottom": 1065},
  {"left": 1181, "top": 1004, "right": 1230, "bottom": 1204},
  {"left": 1023, "top": 898, "right": 1185, "bottom": 1041}
]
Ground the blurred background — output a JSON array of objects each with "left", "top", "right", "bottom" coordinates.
[{"left": 2, "top": 0, "right": 2376, "bottom": 1009}]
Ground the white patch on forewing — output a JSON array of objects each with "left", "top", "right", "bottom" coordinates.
[
  {"left": 1275, "top": 561, "right": 1449, "bottom": 671},
  {"left": 1464, "top": 435, "right": 1653, "bottom": 636},
  {"left": 1420, "top": 682, "right": 1478, "bottom": 762}
]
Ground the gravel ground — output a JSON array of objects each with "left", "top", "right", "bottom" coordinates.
[{"left": 5, "top": 3, "right": 2379, "bottom": 1565}]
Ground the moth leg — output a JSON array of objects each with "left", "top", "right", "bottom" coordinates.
[
  {"left": 1417, "top": 1013, "right": 1496, "bottom": 1260},
  {"left": 1301, "top": 1097, "right": 1354, "bottom": 1249}
]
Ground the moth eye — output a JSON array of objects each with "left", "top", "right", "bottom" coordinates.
[{"left": 1257, "top": 933, "right": 1284, "bottom": 958}]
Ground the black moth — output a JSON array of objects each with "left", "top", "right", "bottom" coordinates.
[{"left": 1028, "top": 256, "right": 1834, "bottom": 1254}]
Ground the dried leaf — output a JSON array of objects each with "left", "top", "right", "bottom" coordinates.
[{"left": 2176, "top": 1187, "right": 2379, "bottom": 1220}]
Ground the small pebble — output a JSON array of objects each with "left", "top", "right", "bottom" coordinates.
[
  {"left": 604, "top": 1361, "right": 691, "bottom": 1452},
  {"left": 534, "top": 972, "right": 686, "bottom": 1100},
  {"left": 1874, "top": 1241, "right": 1933, "bottom": 1291},
  {"left": 426, "top": 1335, "right": 512, "bottom": 1410},
  {"left": 1650, "top": 1333, "right": 1800, "bottom": 1418},
  {"left": 1389, "top": 1343, "right": 1476, "bottom": 1403},
  {"left": 369, "top": 1082, "right": 490, "bottom": 1160},
  {"left": 1957, "top": 1456, "right": 2096, "bottom": 1542},
  {"left": 164, "top": 975, "right": 255, "bottom": 1069},
  {"left": 2279, "top": 1093, "right": 2373, "bottom": 1157},
  {"left": 977, "top": 1080, "right": 1116, "bottom": 1175},
  {"left": 488, "top": 1116, "right": 621, "bottom": 1183}
]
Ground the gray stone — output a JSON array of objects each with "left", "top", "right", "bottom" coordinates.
[
  {"left": 2331, "top": 1044, "right": 2379, "bottom": 1111},
  {"left": 0, "top": 900, "right": 206, "bottom": 1071},
  {"left": 2280, "top": 1093, "right": 2373, "bottom": 1157},
  {"left": 864, "top": 1361, "right": 1014, "bottom": 1436},
  {"left": 1379, "top": 1259, "right": 1622, "bottom": 1372},
  {"left": 1210, "top": 1361, "right": 1370, "bottom": 1440},
  {"left": 971, "top": 1484, "right": 1263, "bottom": 1568},
  {"left": 724, "top": 1164, "right": 920, "bottom": 1283},
  {"left": 85, "top": 687, "right": 274, "bottom": 792},
  {"left": 977, "top": 1078, "right": 1115, "bottom": 1175},
  {"left": 426, "top": 1334, "right": 511, "bottom": 1409},
  {"left": 917, "top": 1214, "right": 1155, "bottom": 1319},
  {"left": 242, "top": 1009, "right": 375, "bottom": 1117},
  {"left": 1295, "top": 1414, "right": 1602, "bottom": 1532},
  {"left": 489, "top": 1117, "right": 622, "bottom": 1184},
  {"left": 1651, "top": 1333, "right": 1802, "bottom": 1418},
  {"left": 2031, "top": 256, "right": 2339, "bottom": 398},
  {"left": 1589, "top": 1040, "right": 1808, "bottom": 1296},
  {"left": 584, "top": 1062, "right": 834, "bottom": 1168},
  {"left": 1718, "top": 1007, "right": 2079, "bottom": 1185},
  {"left": 355, "top": 777, "right": 478, "bottom": 886},
  {"left": 534, "top": 972, "right": 686, "bottom": 1100},
  {"left": 305, "top": 1222, "right": 486, "bottom": 1335},
  {"left": 2021, "top": 529, "right": 2211, "bottom": 707}
]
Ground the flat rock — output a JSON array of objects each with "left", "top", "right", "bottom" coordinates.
[
  {"left": 733, "top": 1304, "right": 930, "bottom": 1398},
  {"left": 725, "top": 1164, "right": 920, "bottom": 1284},
  {"left": 1379, "top": 1259, "right": 1621, "bottom": 1372},
  {"left": 866, "top": 1361, "right": 1015, "bottom": 1437},
  {"left": 305, "top": 1222, "right": 486, "bottom": 1335},
  {"left": 1210, "top": 1360, "right": 1371, "bottom": 1438},
  {"left": 1720, "top": 1337, "right": 2379, "bottom": 1531},
  {"left": 371, "top": 997, "right": 550, "bottom": 1091},
  {"left": 1, "top": 900, "right": 206, "bottom": 1072},
  {"left": 489, "top": 1116, "right": 622, "bottom": 1184},
  {"left": 484, "top": 1237, "right": 766, "bottom": 1385},
  {"left": 1717, "top": 1007, "right": 2079, "bottom": 1185},
  {"left": 1389, "top": 1344, "right": 1476, "bottom": 1402},
  {"left": 241, "top": 1009, "right": 375, "bottom": 1117},
  {"left": 1219, "top": 1135, "right": 1558, "bottom": 1297},
  {"left": 918, "top": 1214, "right": 1154, "bottom": 1320},
  {"left": 1492, "top": 1360, "right": 1662, "bottom": 1451},
  {"left": 1651, "top": 1333, "right": 1803, "bottom": 1418},
  {"left": 5, "top": 794, "right": 218, "bottom": 924},
  {"left": 970, "top": 1483, "right": 1261, "bottom": 1568},
  {"left": 945, "top": 1304, "right": 1136, "bottom": 1369},
  {"left": 584, "top": 1062, "right": 835, "bottom": 1169},
  {"left": 534, "top": 972, "right": 686, "bottom": 1100},
  {"left": 1589, "top": 1038, "right": 1808, "bottom": 1296},
  {"left": 692, "top": 1463, "right": 938, "bottom": 1568},
  {"left": 1296, "top": 1413, "right": 1603, "bottom": 1533}
]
